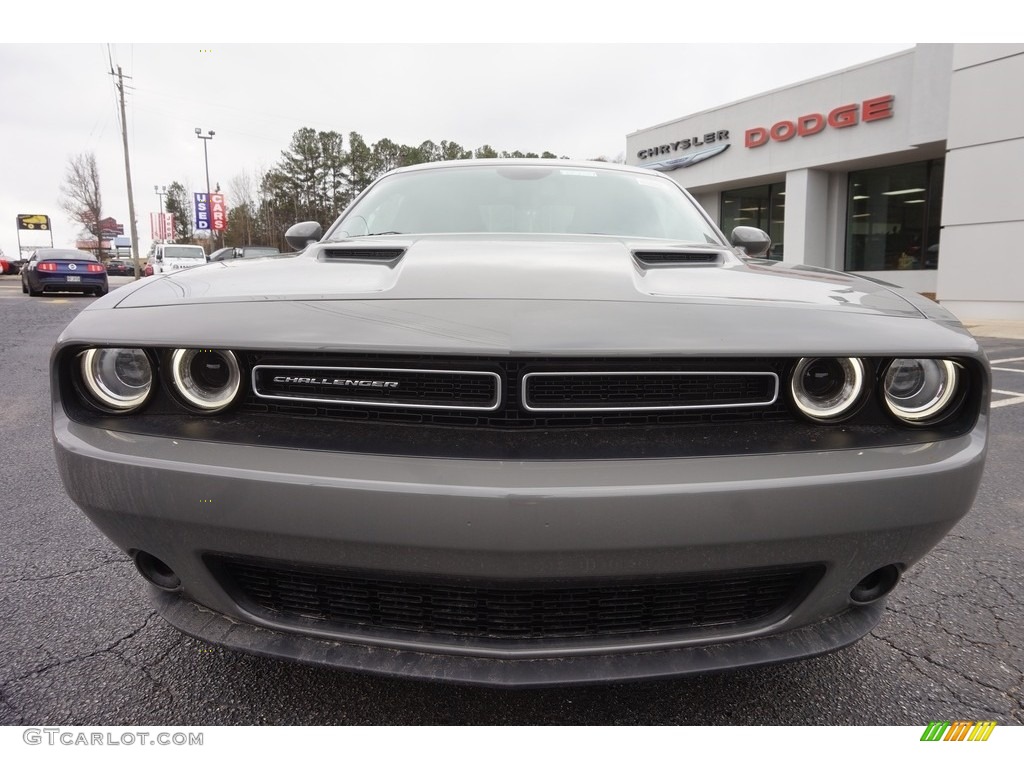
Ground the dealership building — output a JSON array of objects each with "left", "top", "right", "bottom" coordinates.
[{"left": 627, "top": 44, "right": 1024, "bottom": 320}]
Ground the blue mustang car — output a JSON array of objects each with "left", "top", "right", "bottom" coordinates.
[{"left": 22, "top": 248, "right": 109, "bottom": 297}]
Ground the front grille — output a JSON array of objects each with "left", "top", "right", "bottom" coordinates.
[
  {"left": 239, "top": 353, "right": 792, "bottom": 430},
  {"left": 212, "top": 556, "right": 821, "bottom": 642},
  {"left": 523, "top": 371, "right": 778, "bottom": 411}
]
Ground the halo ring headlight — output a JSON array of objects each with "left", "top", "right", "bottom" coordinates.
[
  {"left": 883, "top": 359, "right": 959, "bottom": 424},
  {"left": 80, "top": 347, "right": 153, "bottom": 412},
  {"left": 169, "top": 348, "right": 241, "bottom": 411},
  {"left": 790, "top": 357, "right": 865, "bottom": 421}
]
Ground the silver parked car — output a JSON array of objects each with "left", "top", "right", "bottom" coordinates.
[{"left": 52, "top": 160, "right": 988, "bottom": 687}]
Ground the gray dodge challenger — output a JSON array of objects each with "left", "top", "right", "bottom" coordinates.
[{"left": 52, "top": 160, "right": 989, "bottom": 686}]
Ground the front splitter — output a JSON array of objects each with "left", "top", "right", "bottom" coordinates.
[{"left": 152, "top": 588, "right": 885, "bottom": 688}]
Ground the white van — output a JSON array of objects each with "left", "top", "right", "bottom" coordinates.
[{"left": 152, "top": 244, "right": 207, "bottom": 274}]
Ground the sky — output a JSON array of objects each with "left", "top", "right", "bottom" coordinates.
[
  {"left": 0, "top": 0, "right": 1008, "bottom": 262},
  {"left": 1, "top": 40, "right": 920, "bottom": 260}
]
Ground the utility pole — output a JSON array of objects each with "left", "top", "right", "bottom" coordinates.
[
  {"left": 196, "top": 128, "right": 215, "bottom": 253},
  {"left": 112, "top": 65, "right": 142, "bottom": 279}
]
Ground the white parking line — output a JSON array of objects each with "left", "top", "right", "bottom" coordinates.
[
  {"left": 992, "top": 367, "right": 1024, "bottom": 373},
  {"left": 991, "top": 389, "right": 1024, "bottom": 408},
  {"left": 990, "top": 356, "right": 1024, "bottom": 364},
  {"left": 993, "top": 397, "right": 1024, "bottom": 408}
]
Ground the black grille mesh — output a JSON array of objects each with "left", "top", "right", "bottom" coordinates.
[
  {"left": 634, "top": 250, "right": 721, "bottom": 264},
  {"left": 321, "top": 248, "right": 404, "bottom": 261},
  {"left": 525, "top": 372, "right": 775, "bottom": 410},
  {"left": 213, "top": 556, "right": 820, "bottom": 642}
]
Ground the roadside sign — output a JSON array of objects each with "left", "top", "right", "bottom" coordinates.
[
  {"left": 17, "top": 214, "right": 50, "bottom": 230},
  {"left": 150, "top": 212, "right": 175, "bottom": 240},
  {"left": 194, "top": 193, "right": 228, "bottom": 232},
  {"left": 17, "top": 213, "right": 55, "bottom": 252}
]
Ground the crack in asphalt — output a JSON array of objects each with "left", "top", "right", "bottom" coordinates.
[
  {"left": 111, "top": 633, "right": 186, "bottom": 712},
  {"left": 890, "top": 603, "right": 1009, "bottom": 649},
  {"left": 984, "top": 574, "right": 1022, "bottom": 602},
  {"left": 876, "top": 608, "right": 1024, "bottom": 722},
  {"left": 110, "top": 649, "right": 176, "bottom": 712},
  {"left": 0, "top": 685, "right": 25, "bottom": 725},
  {"left": 0, "top": 558, "right": 128, "bottom": 587},
  {"left": 0, "top": 611, "right": 159, "bottom": 690},
  {"left": 874, "top": 633, "right": 992, "bottom": 713}
]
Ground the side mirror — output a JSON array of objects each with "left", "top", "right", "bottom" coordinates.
[
  {"left": 730, "top": 226, "right": 771, "bottom": 258},
  {"left": 156, "top": 253, "right": 163, "bottom": 262},
  {"left": 285, "top": 221, "right": 323, "bottom": 251}
]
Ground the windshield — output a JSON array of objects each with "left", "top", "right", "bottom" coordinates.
[
  {"left": 163, "top": 246, "right": 206, "bottom": 260},
  {"left": 39, "top": 249, "right": 97, "bottom": 261},
  {"left": 327, "top": 165, "right": 723, "bottom": 243}
]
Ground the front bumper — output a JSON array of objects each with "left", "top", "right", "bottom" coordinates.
[
  {"left": 31, "top": 274, "right": 107, "bottom": 293},
  {"left": 54, "top": 411, "right": 988, "bottom": 685}
]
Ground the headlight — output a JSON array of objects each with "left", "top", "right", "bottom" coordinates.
[
  {"left": 790, "top": 357, "right": 865, "bottom": 421},
  {"left": 169, "top": 348, "right": 241, "bottom": 411},
  {"left": 883, "top": 359, "right": 960, "bottom": 424},
  {"left": 79, "top": 348, "right": 153, "bottom": 412}
]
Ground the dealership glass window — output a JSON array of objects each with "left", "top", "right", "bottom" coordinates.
[
  {"left": 720, "top": 183, "right": 785, "bottom": 260},
  {"left": 844, "top": 159, "right": 944, "bottom": 272}
]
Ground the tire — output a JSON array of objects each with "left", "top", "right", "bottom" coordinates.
[{"left": 22, "top": 280, "right": 27, "bottom": 294}]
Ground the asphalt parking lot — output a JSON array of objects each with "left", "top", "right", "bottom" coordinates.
[{"left": 1, "top": 273, "right": 1021, "bottom": 726}]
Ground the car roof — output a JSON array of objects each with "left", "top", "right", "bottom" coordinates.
[{"left": 383, "top": 158, "right": 663, "bottom": 179}]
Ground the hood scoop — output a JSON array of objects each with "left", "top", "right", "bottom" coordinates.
[
  {"left": 633, "top": 249, "right": 726, "bottom": 267},
  {"left": 320, "top": 247, "right": 406, "bottom": 263},
  {"left": 630, "top": 250, "right": 729, "bottom": 268}
]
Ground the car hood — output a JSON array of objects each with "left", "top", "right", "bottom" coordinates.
[
  {"left": 64, "top": 236, "right": 977, "bottom": 358},
  {"left": 113, "top": 235, "right": 920, "bottom": 315}
]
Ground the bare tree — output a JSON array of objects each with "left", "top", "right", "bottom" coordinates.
[
  {"left": 60, "top": 152, "right": 103, "bottom": 255},
  {"left": 228, "top": 170, "right": 257, "bottom": 246}
]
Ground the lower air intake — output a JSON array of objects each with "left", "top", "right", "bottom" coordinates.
[{"left": 211, "top": 556, "right": 822, "bottom": 642}]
